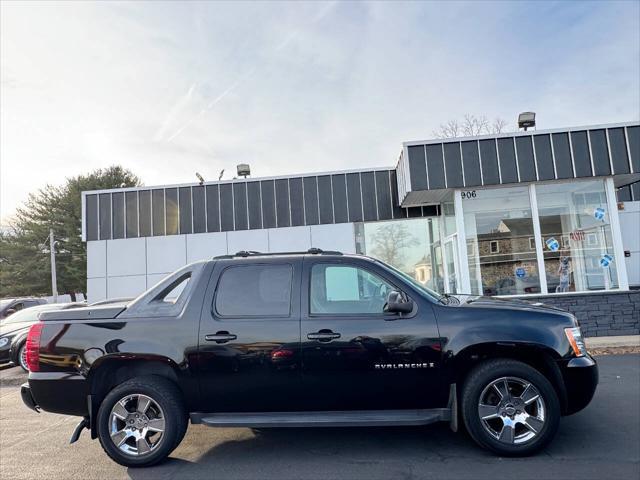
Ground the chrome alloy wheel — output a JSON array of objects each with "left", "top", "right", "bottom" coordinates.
[
  {"left": 19, "top": 345, "right": 28, "bottom": 371},
  {"left": 109, "top": 394, "right": 166, "bottom": 456},
  {"left": 477, "top": 376, "right": 546, "bottom": 445}
]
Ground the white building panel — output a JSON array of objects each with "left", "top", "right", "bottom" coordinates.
[
  {"left": 310, "top": 223, "right": 356, "bottom": 253},
  {"left": 106, "top": 238, "right": 146, "bottom": 277},
  {"left": 187, "top": 232, "right": 227, "bottom": 263},
  {"left": 146, "top": 235, "right": 187, "bottom": 274},
  {"left": 146, "top": 273, "right": 171, "bottom": 290},
  {"left": 87, "top": 277, "right": 106, "bottom": 303},
  {"left": 107, "top": 275, "right": 147, "bottom": 299},
  {"left": 267, "top": 226, "right": 311, "bottom": 252},
  {"left": 227, "top": 229, "right": 269, "bottom": 253},
  {"left": 87, "top": 240, "right": 106, "bottom": 279},
  {"left": 620, "top": 201, "right": 640, "bottom": 287}
]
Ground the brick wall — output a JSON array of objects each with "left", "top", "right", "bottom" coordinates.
[{"left": 516, "top": 290, "right": 640, "bottom": 337}]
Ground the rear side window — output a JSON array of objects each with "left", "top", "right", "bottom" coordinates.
[
  {"left": 215, "top": 264, "right": 292, "bottom": 317},
  {"left": 153, "top": 273, "right": 191, "bottom": 304}
]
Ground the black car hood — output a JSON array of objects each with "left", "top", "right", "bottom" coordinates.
[{"left": 445, "top": 294, "right": 567, "bottom": 314}]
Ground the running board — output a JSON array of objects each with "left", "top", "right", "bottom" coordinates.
[{"left": 190, "top": 409, "right": 450, "bottom": 428}]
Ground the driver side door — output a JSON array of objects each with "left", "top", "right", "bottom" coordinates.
[{"left": 300, "top": 258, "right": 442, "bottom": 411}]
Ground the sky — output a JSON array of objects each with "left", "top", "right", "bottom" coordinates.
[{"left": 1, "top": 0, "right": 639, "bottom": 224}]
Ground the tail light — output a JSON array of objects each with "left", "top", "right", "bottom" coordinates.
[{"left": 25, "top": 323, "right": 44, "bottom": 372}]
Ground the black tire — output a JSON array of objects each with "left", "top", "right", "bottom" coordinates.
[
  {"left": 461, "top": 358, "right": 560, "bottom": 456},
  {"left": 97, "top": 375, "right": 187, "bottom": 467},
  {"left": 173, "top": 408, "right": 189, "bottom": 451}
]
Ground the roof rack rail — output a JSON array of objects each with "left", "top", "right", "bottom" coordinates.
[{"left": 213, "top": 248, "right": 342, "bottom": 260}]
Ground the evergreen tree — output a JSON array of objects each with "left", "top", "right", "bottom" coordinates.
[{"left": 0, "top": 166, "right": 141, "bottom": 300}]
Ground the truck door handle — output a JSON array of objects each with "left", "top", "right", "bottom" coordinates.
[
  {"left": 205, "top": 332, "right": 237, "bottom": 344},
  {"left": 307, "top": 330, "right": 341, "bottom": 342}
]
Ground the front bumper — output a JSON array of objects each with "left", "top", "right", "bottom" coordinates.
[
  {"left": 21, "top": 383, "right": 39, "bottom": 412},
  {"left": 558, "top": 354, "right": 599, "bottom": 415},
  {"left": 0, "top": 347, "right": 11, "bottom": 364}
]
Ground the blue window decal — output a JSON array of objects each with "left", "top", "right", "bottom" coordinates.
[
  {"left": 545, "top": 237, "right": 560, "bottom": 252},
  {"left": 594, "top": 207, "right": 606, "bottom": 221},
  {"left": 600, "top": 254, "right": 613, "bottom": 268}
]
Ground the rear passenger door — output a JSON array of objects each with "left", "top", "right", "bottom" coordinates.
[{"left": 197, "top": 258, "right": 303, "bottom": 412}]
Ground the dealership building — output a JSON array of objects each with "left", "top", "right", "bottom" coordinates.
[{"left": 82, "top": 121, "right": 640, "bottom": 336}]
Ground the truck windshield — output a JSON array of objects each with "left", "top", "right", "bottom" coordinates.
[{"left": 374, "top": 260, "right": 444, "bottom": 303}]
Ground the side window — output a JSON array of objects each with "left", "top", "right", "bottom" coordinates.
[
  {"left": 310, "top": 264, "right": 393, "bottom": 315},
  {"left": 215, "top": 264, "right": 292, "bottom": 317},
  {"left": 154, "top": 273, "right": 191, "bottom": 304},
  {"left": 13, "top": 302, "right": 25, "bottom": 311}
]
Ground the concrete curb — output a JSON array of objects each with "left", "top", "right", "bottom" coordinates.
[{"left": 586, "top": 335, "right": 640, "bottom": 348}]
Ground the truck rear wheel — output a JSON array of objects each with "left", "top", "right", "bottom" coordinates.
[
  {"left": 96, "top": 375, "right": 187, "bottom": 467},
  {"left": 461, "top": 358, "right": 560, "bottom": 456}
]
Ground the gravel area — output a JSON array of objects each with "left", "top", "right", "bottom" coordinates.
[{"left": 590, "top": 346, "right": 640, "bottom": 356}]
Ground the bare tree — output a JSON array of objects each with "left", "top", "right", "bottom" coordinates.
[
  {"left": 436, "top": 119, "right": 461, "bottom": 139},
  {"left": 491, "top": 117, "right": 508, "bottom": 134},
  {"left": 369, "top": 223, "right": 419, "bottom": 269},
  {"left": 432, "top": 114, "right": 510, "bottom": 139}
]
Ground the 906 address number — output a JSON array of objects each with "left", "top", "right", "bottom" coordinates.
[{"left": 461, "top": 190, "right": 477, "bottom": 200}]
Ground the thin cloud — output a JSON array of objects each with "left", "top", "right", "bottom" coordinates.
[
  {"left": 164, "top": 1, "right": 338, "bottom": 144},
  {"left": 153, "top": 81, "right": 198, "bottom": 142},
  {"left": 166, "top": 67, "right": 257, "bottom": 143}
]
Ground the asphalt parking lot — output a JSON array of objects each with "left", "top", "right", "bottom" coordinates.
[{"left": 1, "top": 355, "right": 638, "bottom": 480}]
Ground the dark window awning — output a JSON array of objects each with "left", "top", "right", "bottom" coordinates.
[
  {"left": 396, "top": 122, "right": 640, "bottom": 206},
  {"left": 82, "top": 121, "right": 639, "bottom": 241},
  {"left": 83, "top": 169, "right": 440, "bottom": 241}
]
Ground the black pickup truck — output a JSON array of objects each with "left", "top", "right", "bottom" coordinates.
[{"left": 21, "top": 250, "right": 598, "bottom": 467}]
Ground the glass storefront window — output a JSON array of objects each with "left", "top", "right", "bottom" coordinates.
[
  {"left": 356, "top": 217, "right": 445, "bottom": 293},
  {"left": 440, "top": 194, "right": 460, "bottom": 293},
  {"left": 536, "top": 180, "right": 618, "bottom": 293},
  {"left": 356, "top": 179, "right": 624, "bottom": 298},
  {"left": 442, "top": 198, "right": 457, "bottom": 237},
  {"left": 462, "top": 186, "right": 541, "bottom": 296}
]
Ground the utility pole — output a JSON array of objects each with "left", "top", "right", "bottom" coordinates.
[{"left": 49, "top": 228, "right": 58, "bottom": 303}]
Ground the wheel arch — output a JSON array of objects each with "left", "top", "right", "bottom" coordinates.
[
  {"left": 451, "top": 342, "right": 568, "bottom": 415},
  {"left": 9, "top": 332, "right": 28, "bottom": 365},
  {"left": 86, "top": 355, "right": 185, "bottom": 439}
]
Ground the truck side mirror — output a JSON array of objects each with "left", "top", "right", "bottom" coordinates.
[{"left": 385, "top": 290, "right": 413, "bottom": 314}]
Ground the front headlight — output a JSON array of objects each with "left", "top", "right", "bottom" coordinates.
[
  {"left": 565, "top": 327, "right": 587, "bottom": 357},
  {"left": 0, "top": 337, "right": 9, "bottom": 348}
]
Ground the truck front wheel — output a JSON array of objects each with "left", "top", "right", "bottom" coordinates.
[
  {"left": 96, "top": 375, "right": 187, "bottom": 467},
  {"left": 461, "top": 358, "right": 560, "bottom": 456}
]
